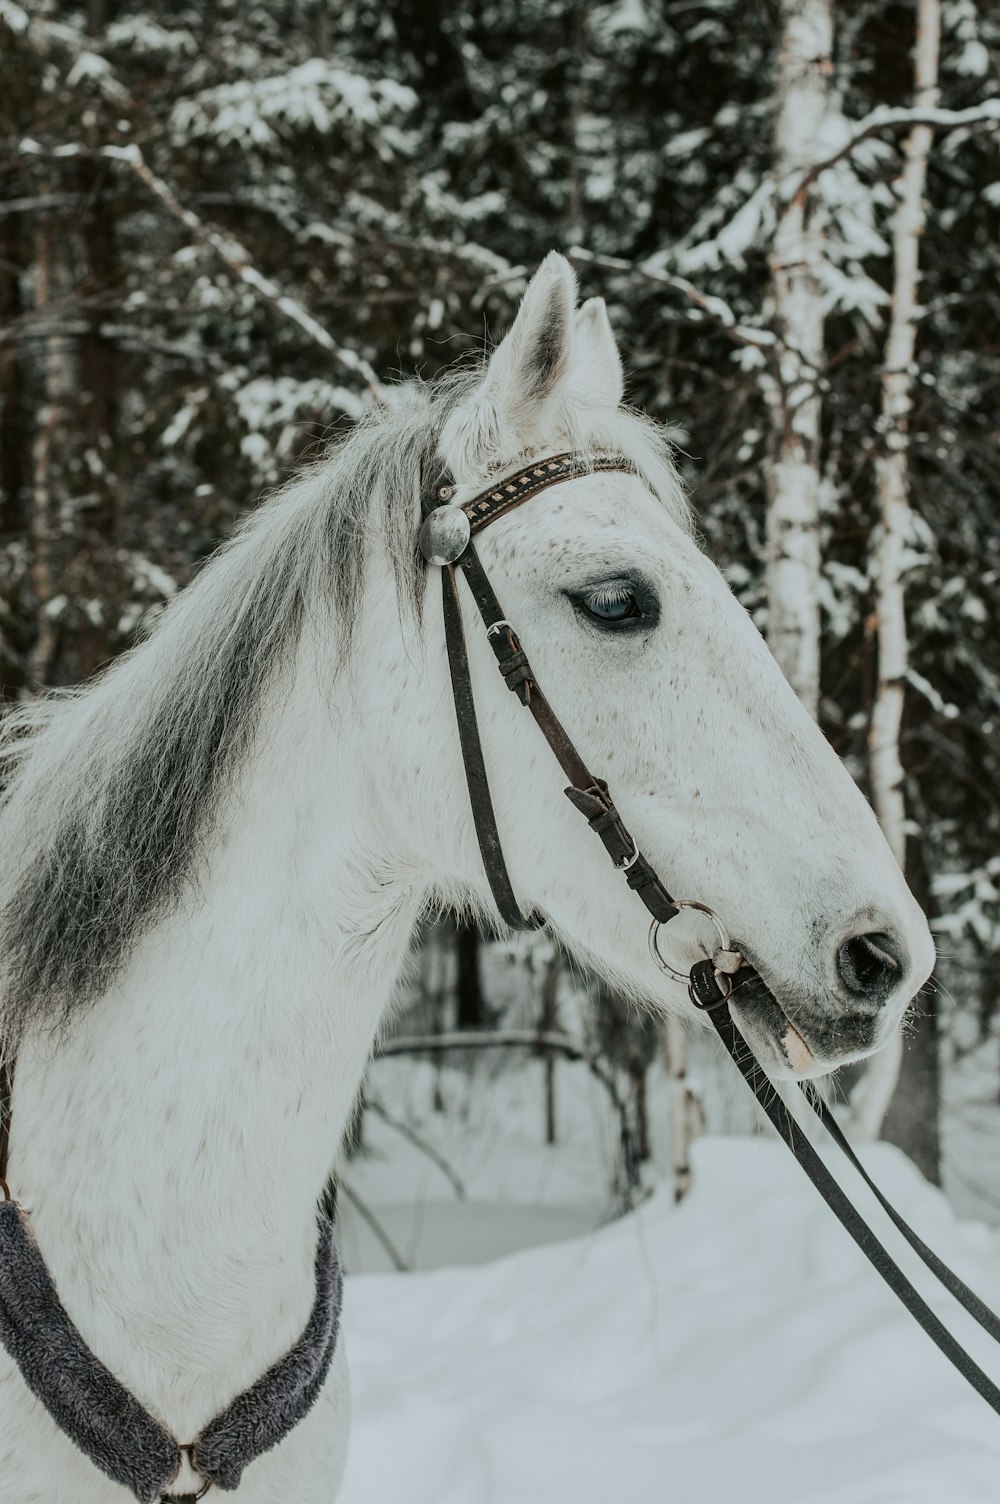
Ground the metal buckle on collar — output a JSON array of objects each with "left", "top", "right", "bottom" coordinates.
[{"left": 160, "top": 1445, "right": 211, "bottom": 1502}]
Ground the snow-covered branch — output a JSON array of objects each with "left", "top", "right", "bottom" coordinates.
[
  {"left": 787, "top": 99, "right": 1000, "bottom": 201},
  {"left": 568, "top": 246, "right": 775, "bottom": 351},
  {"left": 17, "top": 137, "right": 387, "bottom": 403}
]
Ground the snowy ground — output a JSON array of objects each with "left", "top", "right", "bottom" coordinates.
[{"left": 337, "top": 1055, "right": 1000, "bottom": 1504}]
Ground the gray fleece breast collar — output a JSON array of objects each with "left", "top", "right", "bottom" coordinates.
[{"left": 0, "top": 1198, "right": 342, "bottom": 1502}]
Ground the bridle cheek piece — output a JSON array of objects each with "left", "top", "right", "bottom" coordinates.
[{"left": 419, "top": 448, "right": 744, "bottom": 1011}]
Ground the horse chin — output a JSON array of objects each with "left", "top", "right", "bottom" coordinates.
[{"left": 728, "top": 970, "right": 886, "bottom": 1083}]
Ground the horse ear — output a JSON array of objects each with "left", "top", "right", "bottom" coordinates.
[
  {"left": 482, "top": 251, "right": 576, "bottom": 416},
  {"left": 442, "top": 253, "right": 576, "bottom": 464},
  {"left": 569, "top": 297, "right": 624, "bottom": 410}
]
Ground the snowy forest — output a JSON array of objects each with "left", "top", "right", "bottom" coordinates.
[{"left": 3, "top": 4, "right": 1000, "bottom": 1495}]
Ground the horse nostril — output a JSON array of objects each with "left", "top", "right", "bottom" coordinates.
[{"left": 836, "top": 931, "right": 905, "bottom": 1000}]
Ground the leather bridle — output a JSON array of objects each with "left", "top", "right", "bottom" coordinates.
[
  {"left": 420, "top": 446, "right": 1000, "bottom": 1418},
  {"left": 421, "top": 448, "right": 743, "bottom": 1012}
]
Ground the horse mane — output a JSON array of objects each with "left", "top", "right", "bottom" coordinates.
[{"left": 0, "top": 366, "right": 687, "bottom": 1051}]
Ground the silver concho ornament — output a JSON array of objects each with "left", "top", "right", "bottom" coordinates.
[{"left": 419, "top": 504, "right": 471, "bottom": 566}]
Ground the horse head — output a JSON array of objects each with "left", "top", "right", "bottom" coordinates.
[{"left": 391, "top": 253, "right": 934, "bottom": 1080}]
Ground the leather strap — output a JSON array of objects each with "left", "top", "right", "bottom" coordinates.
[
  {"left": 455, "top": 542, "right": 679, "bottom": 927},
  {"left": 442, "top": 561, "right": 541, "bottom": 931},
  {"left": 709, "top": 1004, "right": 1000, "bottom": 1416},
  {"left": 806, "top": 1081, "right": 1000, "bottom": 1346}
]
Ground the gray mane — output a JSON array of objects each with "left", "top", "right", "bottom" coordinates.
[{"left": 0, "top": 368, "right": 686, "bottom": 1051}]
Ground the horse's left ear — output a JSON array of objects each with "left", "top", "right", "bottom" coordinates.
[
  {"left": 441, "top": 252, "right": 576, "bottom": 466},
  {"left": 479, "top": 251, "right": 576, "bottom": 419},
  {"left": 569, "top": 297, "right": 624, "bottom": 410}
]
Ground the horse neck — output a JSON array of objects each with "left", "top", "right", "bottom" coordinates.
[{"left": 9, "top": 623, "right": 427, "bottom": 1427}]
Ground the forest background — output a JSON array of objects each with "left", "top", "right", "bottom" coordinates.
[{"left": 2, "top": 0, "right": 999, "bottom": 1213}]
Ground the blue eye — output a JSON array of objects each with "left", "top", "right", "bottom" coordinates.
[
  {"left": 583, "top": 589, "right": 638, "bottom": 622},
  {"left": 568, "top": 580, "right": 655, "bottom": 628}
]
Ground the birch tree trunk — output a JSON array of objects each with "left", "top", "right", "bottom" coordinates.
[
  {"left": 664, "top": 1015, "right": 703, "bottom": 1202},
  {"left": 764, "top": 0, "right": 833, "bottom": 720},
  {"left": 0, "top": 208, "right": 28, "bottom": 698},
  {"left": 850, "top": 0, "right": 942, "bottom": 1153},
  {"left": 30, "top": 211, "right": 77, "bottom": 688},
  {"left": 539, "top": 951, "right": 561, "bottom": 1146}
]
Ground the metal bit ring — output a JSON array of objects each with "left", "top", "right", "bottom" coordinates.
[{"left": 648, "top": 901, "right": 737, "bottom": 986}]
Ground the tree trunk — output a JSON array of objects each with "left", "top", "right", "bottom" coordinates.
[
  {"left": 632, "top": 1066, "right": 650, "bottom": 1164},
  {"left": 882, "top": 843, "right": 940, "bottom": 1181},
  {"left": 420, "top": 923, "right": 448, "bottom": 1113},
  {"left": 30, "top": 211, "right": 78, "bottom": 688},
  {"left": 66, "top": 155, "right": 124, "bottom": 683},
  {"left": 539, "top": 951, "right": 561, "bottom": 1145},
  {"left": 850, "top": 0, "right": 941, "bottom": 1145},
  {"left": 454, "top": 915, "right": 486, "bottom": 1028},
  {"left": 0, "top": 208, "right": 28, "bottom": 699},
  {"left": 664, "top": 1014, "right": 699, "bottom": 1202},
  {"left": 764, "top": 0, "right": 833, "bottom": 719}
]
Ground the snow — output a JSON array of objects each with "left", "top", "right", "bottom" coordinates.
[
  {"left": 338, "top": 1135, "right": 1000, "bottom": 1504},
  {"left": 952, "top": 41, "right": 991, "bottom": 78},
  {"left": 230, "top": 375, "right": 366, "bottom": 458},
  {"left": 105, "top": 18, "right": 197, "bottom": 57},
  {"left": 171, "top": 61, "right": 417, "bottom": 151},
  {"left": 0, "top": 1, "right": 29, "bottom": 36},
  {"left": 598, "top": 0, "right": 652, "bottom": 37},
  {"left": 932, "top": 860, "right": 1000, "bottom": 950}
]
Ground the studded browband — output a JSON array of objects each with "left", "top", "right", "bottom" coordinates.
[{"left": 459, "top": 451, "right": 637, "bottom": 533}]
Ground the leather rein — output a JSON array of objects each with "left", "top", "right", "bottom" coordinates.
[{"left": 420, "top": 447, "right": 1000, "bottom": 1419}]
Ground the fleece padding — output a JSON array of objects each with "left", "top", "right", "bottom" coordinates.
[{"left": 0, "top": 1200, "right": 342, "bottom": 1501}]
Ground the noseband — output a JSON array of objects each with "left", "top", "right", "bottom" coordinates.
[{"left": 420, "top": 446, "right": 1000, "bottom": 1420}]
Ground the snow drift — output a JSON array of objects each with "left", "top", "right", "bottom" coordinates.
[{"left": 340, "top": 1138, "right": 1000, "bottom": 1504}]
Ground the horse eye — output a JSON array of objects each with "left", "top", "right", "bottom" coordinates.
[{"left": 574, "top": 586, "right": 643, "bottom": 626}]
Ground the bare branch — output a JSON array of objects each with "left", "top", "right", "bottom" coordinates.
[
  {"left": 376, "top": 1028, "right": 640, "bottom": 1203},
  {"left": 569, "top": 245, "right": 776, "bottom": 351},
  {"left": 337, "top": 1181, "right": 409, "bottom": 1272},
  {"left": 16, "top": 138, "right": 387, "bottom": 402},
  {"left": 366, "top": 1097, "right": 467, "bottom": 1200},
  {"left": 0, "top": 192, "right": 92, "bottom": 217},
  {"left": 1, "top": 313, "right": 230, "bottom": 371}
]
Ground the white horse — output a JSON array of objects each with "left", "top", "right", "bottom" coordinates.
[{"left": 0, "top": 254, "right": 933, "bottom": 1502}]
